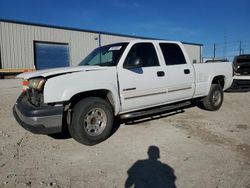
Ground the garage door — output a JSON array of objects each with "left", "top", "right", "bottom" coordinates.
[{"left": 34, "top": 42, "right": 70, "bottom": 70}]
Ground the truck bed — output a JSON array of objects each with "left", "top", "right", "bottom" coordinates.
[{"left": 193, "top": 62, "right": 233, "bottom": 98}]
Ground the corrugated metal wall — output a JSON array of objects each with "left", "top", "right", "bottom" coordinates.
[
  {"left": 183, "top": 43, "right": 202, "bottom": 63},
  {"left": 101, "top": 34, "right": 134, "bottom": 45},
  {"left": 0, "top": 21, "right": 202, "bottom": 69},
  {"left": 0, "top": 21, "right": 135, "bottom": 68}
]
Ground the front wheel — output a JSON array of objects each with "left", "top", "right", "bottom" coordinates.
[
  {"left": 202, "top": 84, "right": 224, "bottom": 111},
  {"left": 69, "top": 97, "right": 114, "bottom": 145}
]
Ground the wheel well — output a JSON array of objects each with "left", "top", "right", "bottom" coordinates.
[
  {"left": 212, "top": 76, "right": 225, "bottom": 88},
  {"left": 66, "top": 89, "right": 115, "bottom": 110}
]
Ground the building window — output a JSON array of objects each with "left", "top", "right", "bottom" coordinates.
[
  {"left": 34, "top": 42, "right": 70, "bottom": 70},
  {"left": 159, "top": 43, "right": 186, "bottom": 65}
]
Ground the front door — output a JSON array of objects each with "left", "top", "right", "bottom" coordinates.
[{"left": 117, "top": 42, "right": 167, "bottom": 113}]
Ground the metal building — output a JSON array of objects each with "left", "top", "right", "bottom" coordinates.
[{"left": 0, "top": 19, "right": 203, "bottom": 71}]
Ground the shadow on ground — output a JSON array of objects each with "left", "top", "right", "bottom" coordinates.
[
  {"left": 125, "top": 145, "right": 176, "bottom": 188},
  {"left": 226, "top": 88, "right": 250, "bottom": 93},
  {"left": 49, "top": 116, "right": 122, "bottom": 140},
  {"left": 226, "top": 87, "right": 250, "bottom": 93}
]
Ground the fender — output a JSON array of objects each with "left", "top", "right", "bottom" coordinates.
[
  {"left": 62, "top": 86, "right": 120, "bottom": 115},
  {"left": 207, "top": 74, "right": 224, "bottom": 94},
  {"left": 207, "top": 64, "right": 232, "bottom": 93},
  {"left": 43, "top": 67, "right": 121, "bottom": 115}
]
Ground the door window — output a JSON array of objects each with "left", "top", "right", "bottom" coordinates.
[{"left": 124, "top": 43, "right": 159, "bottom": 67}]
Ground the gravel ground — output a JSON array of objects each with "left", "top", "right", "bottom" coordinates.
[{"left": 0, "top": 79, "right": 249, "bottom": 188}]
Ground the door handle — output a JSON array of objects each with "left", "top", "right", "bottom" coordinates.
[
  {"left": 184, "top": 69, "right": 190, "bottom": 74},
  {"left": 157, "top": 71, "right": 165, "bottom": 77}
]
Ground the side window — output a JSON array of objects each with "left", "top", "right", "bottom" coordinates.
[
  {"left": 125, "top": 43, "right": 159, "bottom": 67},
  {"left": 159, "top": 43, "right": 186, "bottom": 65}
]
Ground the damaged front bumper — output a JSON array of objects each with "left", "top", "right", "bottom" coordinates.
[{"left": 13, "top": 92, "right": 64, "bottom": 134}]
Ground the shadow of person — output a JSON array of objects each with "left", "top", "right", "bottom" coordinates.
[{"left": 125, "top": 146, "right": 176, "bottom": 188}]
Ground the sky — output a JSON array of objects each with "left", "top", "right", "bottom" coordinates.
[{"left": 0, "top": 0, "right": 249, "bottom": 59}]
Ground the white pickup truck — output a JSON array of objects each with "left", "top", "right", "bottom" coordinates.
[{"left": 13, "top": 40, "right": 233, "bottom": 145}]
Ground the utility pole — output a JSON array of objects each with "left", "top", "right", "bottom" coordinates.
[
  {"left": 213, "top": 43, "right": 216, "bottom": 60},
  {"left": 239, "top": 40, "right": 242, "bottom": 55},
  {"left": 223, "top": 29, "right": 227, "bottom": 58}
]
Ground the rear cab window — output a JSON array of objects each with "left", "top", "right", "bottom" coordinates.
[{"left": 159, "top": 43, "right": 187, "bottom": 65}]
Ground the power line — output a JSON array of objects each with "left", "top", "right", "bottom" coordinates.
[{"left": 204, "top": 39, "right": 250, "bottom": 59}]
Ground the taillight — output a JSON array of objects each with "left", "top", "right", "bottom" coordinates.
[{"left": 22, "top": 80, "right": 29, "bottom": 92}]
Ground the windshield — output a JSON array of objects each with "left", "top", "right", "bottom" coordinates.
[
  {"left": 234, "top": 56, "right": 250, "bottom": 66},
  {"left": 237, "top": 58, "right": 250, "bottom": 64},
  {"left": 79, "top": 42, "right": 128, "bottom": 66}
]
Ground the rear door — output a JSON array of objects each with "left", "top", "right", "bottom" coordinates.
[
  {"left": 117, "top": 42, "right": 167, "bottom": 113},
  {"left": 158, "top": 43, "right": 195, "bottom": 102}
]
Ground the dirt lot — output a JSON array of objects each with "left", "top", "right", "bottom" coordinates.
[{"left": 0, "top": 79, "right": 249, "bottom": 188}]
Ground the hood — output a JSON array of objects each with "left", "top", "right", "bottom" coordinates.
[{"left": 16, "top": 66, "right": 107, "bottom": 80}]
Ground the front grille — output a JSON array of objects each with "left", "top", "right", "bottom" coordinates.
[
  {"left": 26, "top": 89, "right": 44, "bottom": 107},
  {"left": 235, "top": 69, "right": 250, "bottom": 75}
]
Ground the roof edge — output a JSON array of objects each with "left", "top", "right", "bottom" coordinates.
[{"left": 0, "top": 18, "right": 203, "bottom": 46}]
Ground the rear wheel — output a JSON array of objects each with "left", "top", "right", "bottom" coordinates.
[
  {"left": 69, "top": 97, "right": 114, "bottom": 145},
  {"left": 202, "top": 84, "right": 224, "bottom": 111}
]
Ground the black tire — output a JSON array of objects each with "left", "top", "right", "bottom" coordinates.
[
  {"left": 69, "top": 97, "right": 114, "bottom": 145},
  {"left": 202, "top": 84, "right": 224, "bottom": 111}
]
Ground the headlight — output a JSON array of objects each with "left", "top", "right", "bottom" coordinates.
[{"left": 28, "top": 78, "right": 46, "bottom": 91}]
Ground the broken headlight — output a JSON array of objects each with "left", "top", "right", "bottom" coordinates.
[{"left": 28, "top": 77, "right": 46, "bottom": 91}]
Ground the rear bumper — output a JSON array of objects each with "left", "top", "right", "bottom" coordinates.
[{"left": 13, "top": 92, "right": 64, "bottom": 134}]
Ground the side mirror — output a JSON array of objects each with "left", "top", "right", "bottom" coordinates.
[{"left": 124, "top": 56, "right": 143, "bottom": 69}]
